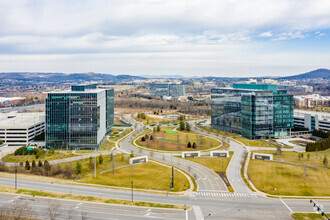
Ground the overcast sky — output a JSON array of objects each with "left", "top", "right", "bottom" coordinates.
[{"left": 1, "top": 0, "right": 330, "bottom": 77}]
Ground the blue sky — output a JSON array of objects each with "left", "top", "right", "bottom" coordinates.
[{"left": 0, "top": 0, "right": 330, "bottom": 77}]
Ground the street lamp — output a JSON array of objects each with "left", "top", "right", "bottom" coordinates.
[
  {"left": 15, "top": 165, "right": 17, "bottom": 190},
  {"left": 131, "top": 180, "right": 134, "bottom": 204}
]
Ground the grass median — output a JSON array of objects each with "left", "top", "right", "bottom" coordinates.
[
  {"left": 291, "top": 212, "right": 330, "bottom": 220},
  {"left": 0, "top": 186, "right": 185, "bottom": 209},
  {"left": 137, "top": 127, "right": 222, "bottom": 151}
]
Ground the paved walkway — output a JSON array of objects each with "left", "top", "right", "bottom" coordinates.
[{"left": 275, "top": 138, "right": 314, "bottom": 151}]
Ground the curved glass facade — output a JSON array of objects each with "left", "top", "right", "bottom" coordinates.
[{"left": 211, "top": 84, "right": 293, "bottom": 139}]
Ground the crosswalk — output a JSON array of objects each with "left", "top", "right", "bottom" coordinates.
[{"left": 195, "top": 191, "right": 258, "bottom": 198}]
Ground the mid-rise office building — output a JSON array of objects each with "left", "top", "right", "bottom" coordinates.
[
  {"left": 46, "top": 85, "right": 114, "bottom": 150},
  {"left": 0, "top": 112, "right": 45, "bottom": 147},
  {"left": 211, "top": 84, "right": 294, "bottom": 139},
  {"left": 149, "top": 82, "right": 185, "bottom": 97}
]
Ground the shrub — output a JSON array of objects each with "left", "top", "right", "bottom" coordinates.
[
  {"left": 187, "top": 142, "right": 191, "bottom": 148},
  {"left": 192, "top": 142, "right": 197, "bottom": 149},
  {"left": 32, "top": 160, "right": 36, "bottom": 168},
  {"left": 157, "top": 125, "right": 160, "bottom": 132},
  {"left": 38, "top": 160, "right": 43, "bottom": 167},
  {"left": 75, "top": 162, "right": 82, "bottom": 175},
  {"left": 141, "top": 137, "right": 146, "bottom": 142},
  {"left": 99, "top": 154, "right": 103, "bottom": 165},
  {"left": 150, "top": 135, "right": 154, "bottom": 140},
  {"left": 47, "top": 148, "right": 55, "bottom": 156}
]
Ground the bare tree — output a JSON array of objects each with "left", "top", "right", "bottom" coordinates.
[
  {"left": 80, "top": 209, "right": 88, "bottom": 220},
  {"left": 66, "top": 206, "right": 77, "bottom": 220},
  {"left": 0, "top": 200, "right": 36, "bottom": 220},
  {"left": 47, "top": 199, "right": 61, "bottom": 220}
]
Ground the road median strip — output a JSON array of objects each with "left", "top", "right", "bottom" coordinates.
[{"left": 0, "top": 185, "right": 187, "bottom": 210}]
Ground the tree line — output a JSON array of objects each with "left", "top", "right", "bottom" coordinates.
[{"left": 306, "top": 136, "right": 330, "bottom": 152}]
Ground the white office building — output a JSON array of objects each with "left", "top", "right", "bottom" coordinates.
[
  {"left": 294, "top": 110, "right": 330, "bottom": 132},
  {"left": 0, "top": 112, "right": 45, "bottom": 147}
]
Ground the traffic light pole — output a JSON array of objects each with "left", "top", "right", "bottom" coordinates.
[{"left": 310, "top": 200, "right": 329, "bottom": 220}]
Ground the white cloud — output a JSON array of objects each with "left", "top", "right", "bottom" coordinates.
[
  {"left": 258, "top": 32, "right": 273, "bottom": 37},
  {"left": 272, "top": 31, "right": 306, "bottom": 41}
]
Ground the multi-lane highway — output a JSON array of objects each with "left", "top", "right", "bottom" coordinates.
[{"left": 0, "top": 176, "right": 329, "bottom": 219}]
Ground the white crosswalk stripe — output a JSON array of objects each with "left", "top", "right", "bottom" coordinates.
[{"left": 196, "top": 192, "right": 258, "bottom": 198}]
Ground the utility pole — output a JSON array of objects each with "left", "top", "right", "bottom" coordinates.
[
  {"left": 112, "top": 153, "right": 115, "bottom": 175},
  {"left": 171, "top": 167, "right": 174, "bottom": 189},
  {"left": 94, "top": 148, "right": 96, "bottom": 178},
  {"left": 131, "top": 180, "right": 134, "bottom": 203},
  {"left": 15, "top": 165, "right": 17, "bottom": 190}
]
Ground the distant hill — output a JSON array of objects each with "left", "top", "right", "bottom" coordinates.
[
  {"left": 278, "top": 69, "right": 330, "bottom": 80},
  {"left": 0, "top": 72, "right": 145, "bottom": 84}
]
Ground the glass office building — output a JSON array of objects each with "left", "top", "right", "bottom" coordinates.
[
  {"left": 46, "top": 85, "right": 114, "bottom": 150},
  {"left": 211, "top": 84, "right": 293, "bottom": 139},
  {"left": 149, "top": 83, "right": 186, "bottom": 97}
]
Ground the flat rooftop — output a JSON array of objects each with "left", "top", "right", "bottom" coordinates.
[
  {"left": 48, "top": 88, "right": 106, "bottom": 94},
  {"left": 294, "top": 109, "right": 330, "bottom": 121},
  {"left": 0, "top": 112, "right": 45, "bottom": 129}
]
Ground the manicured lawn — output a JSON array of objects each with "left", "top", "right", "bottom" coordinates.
[
  {"left": 291, "top": 213, "right": 330, "bottom": 220},
  {"left": 248, "top": 150, "right": 330, "bottom": 196},
  {"left": 184, "top": 152, "right": 233, "bottom": 173},
  {"left": 137, "top": 129, "right": 222, "bottom": 151},
  {"left": 1, "top": 151, "right": 77, "bottom": 163},
  {"left": 62, "top": 153, "right": 190, "bottom": 192},
  {"left": 199, "top": 126, "right": 278, "bottom": 148},
  {"left": 99, "top": 139, "right": 116, "bottom": 151}
]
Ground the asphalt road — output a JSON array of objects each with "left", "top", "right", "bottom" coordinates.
[
  {"left": 190, "top": 127, "right": 252, "bottom": 194},
  {"left": 0, "top": 176, "right": 329, "bottom": 219},
  {"left": 0, "top": 104, "right": 44, "bottom": 113},
  {"left": 0, "top": 192, "right": 186, "bottom": 220}
]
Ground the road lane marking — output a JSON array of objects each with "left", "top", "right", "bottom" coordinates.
[
  {"left": 192, "top": 206, "right": 204, "bottom": 220},
  {"left": 281, "top": 199, "right": 293, "bottom": 213}
]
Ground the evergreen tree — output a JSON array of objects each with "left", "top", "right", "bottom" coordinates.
[
  {"left": 323, "top": 155, "right": 328, "bottom": 167},
  {"left": 157, "top": 125, "right": 161, "bottom": 132},
  {"left": 150, "top": 135, "right": 154, "bottom": 140},
  {"left": 187, "top": 142, "right": 191, "bottom": 148},
  {"left": 38, "top": 160, "right": 43, "bottom": 167},
  {"left": 179, "top": 121, "right": 185, "bottom": 131},
  {"left": 32, "top": 160, "right": 36, "bottom": 168},
  {"left": 185, "top": 123, "right": 191, "bottom": 132},
  {"left": 141, "top": 137, "right": 146, "bottom": 142},
  {"left": 192, "top": 142, "right": 197, "bottom": 149},
  {"left": 25, "top": 160, "right": 30, "bottom": 170}
]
